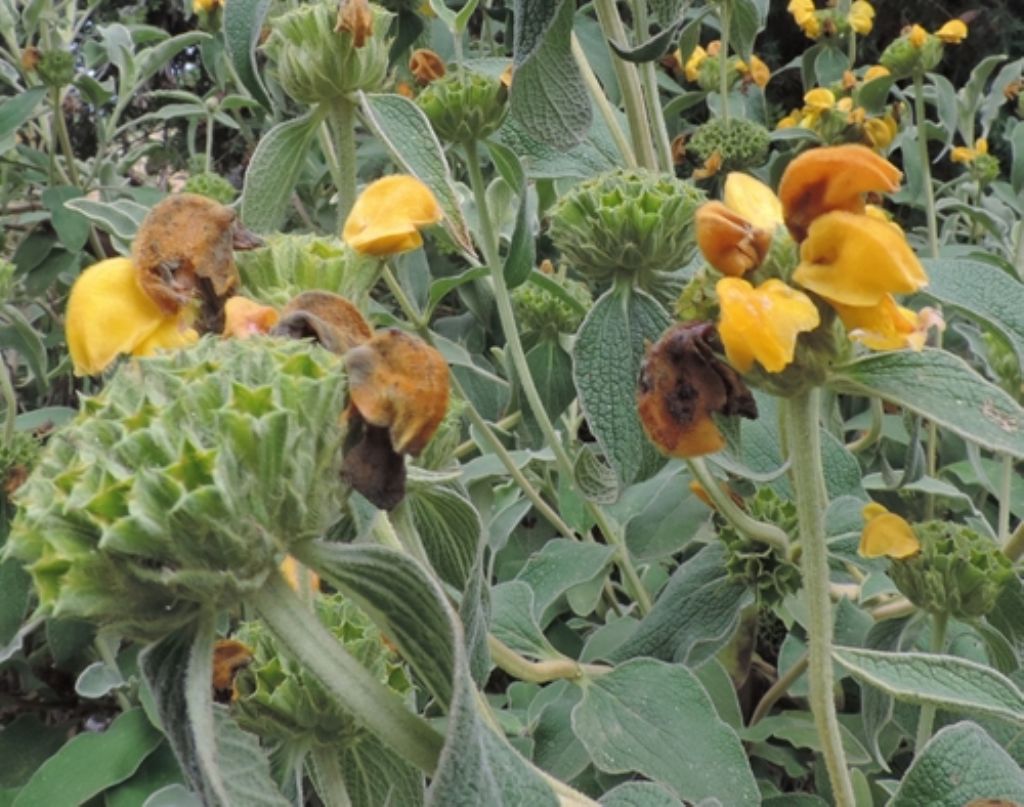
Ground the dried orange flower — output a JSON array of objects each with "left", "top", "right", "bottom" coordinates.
[
  {"left": 637, "top": 322, "right": 757, "bottom": 458},
  {"left": 273, "top": 291, "right": 373, "bottom": 355},
  {"left": 777, "top": 144, "right": 901, "bottom": 241},
  {"left": 409, "top": 48, "right": 446, "bottom": 85},
  {"left": 695, "top": 202, "right": 773, "bottom": 278},
  {"left": 336, "top": 0, "right": 374, "bottom": 48},
  {"left": 222, "top": 296, "right": 280, "bottom": 338}
]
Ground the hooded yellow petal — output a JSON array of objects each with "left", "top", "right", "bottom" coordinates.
[
  {"left": 723, "top": 172, "right": 784, "bottom": 232},
  {"left": 343, "top": 175, "right": 444, "bottom": 257},
  {"left": 935, "top": 19, "right": 967, "bottom": 44},
  {"left": 716, "top": 278, "right": 821, "bottom": 373},
  {"left": 66, "top": 257, "right": 190, "bottom": 376},
  {"left": 684, "top": 45, "right": 708, "bottom": 82},
  {"left": 793, "top": 211, "right": 927, "bottom": 307},
  {"left": 847, "top": 0, "right": 874, "bottom": 35},
  {"left": 778, "top": 144, "right": 902, "bottom": 241},
  {"left": 830, "top": 295, "right": 922, "bottom": 350},
  {"left": 859, "top": 504, "right": 920, "bottom": 558},
  {"left": 803, "top": 87, "right": 835, "bottom": 111}
]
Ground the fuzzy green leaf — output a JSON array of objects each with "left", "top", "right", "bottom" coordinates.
[{"left": 241, "top": 111, "right": 320, "bottom": 232}]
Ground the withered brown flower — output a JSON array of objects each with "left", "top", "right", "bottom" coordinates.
[{"left": 637, "top": 322, "right": 757, "bottom": 458}]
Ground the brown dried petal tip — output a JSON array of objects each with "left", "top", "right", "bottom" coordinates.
[
  {"left": 271, "top": 291, "right": 373, "bottom": 355},
  {"left": 133, "top": 193, "right": 255, "bottom": 334},
  {"left": 409, "top": 49, "right": 446, "bottom": 85},
  {"left": 336, "top": 0, "right": 374, "bottom": 48},
  {"left": 637, "top": 322, "right": 758, "bottom": 458},
  {"left": 212, "top": 639, "right": 253, "bottom": 702}
]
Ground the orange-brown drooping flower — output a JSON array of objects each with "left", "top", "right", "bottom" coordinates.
[
  {"left": 777, "top": 144, "right": 901, "bottom": 241},
  {"left": 336, "top": 0, "right": 374, "bottom": 48},
  {"left": 637, "top": 322, "right": 758, "bottom": 458},
  {"left": 272, "top": 291, "right": 373, "bottom": 355},
  {"left": 695, "top": 202, "right": 773, "bottom": 277},
  {"left": 409, "top": 48, "right": 446, "bottom": 85}
]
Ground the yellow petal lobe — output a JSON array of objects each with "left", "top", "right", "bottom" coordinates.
[
  {"left": 66, "top": 258, "right": 191, "bottom": 376},
  {"left": 716, "top": 278, "right": 821, "bottom": 373},
  {"left": 793, "top": 211, "right": 927, "bottom": 307},
  {"left": 723, "top": 172, "right": 784, "bottom": 232},
  {"left": 343, "top": 175, "right": 444, "bottom": 257},
  {"left": 859, "top": 505, "right": 920, "bottom": 559}
]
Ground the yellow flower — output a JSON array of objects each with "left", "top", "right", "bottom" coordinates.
[
  {"left": 776, "top": 110, "right": 799, "bottom": 129},
  {"left": 788, "top": 0, "right": 821, "bottom": 37},
  {"left": 848, "top": 0, "right": 875, "bottom": 35},
  {"left": 222, "top": 296, "right": 280, "bottom": 338},
  {"left": 695, "top": 202, "right": 773, "bottom": 277},
  {"left": 908, "top": 23, "right": 928, "bottom": 48},
  {"left": 343, "top": 175, "right": 443, "bottom": 256},
  {"left": 684, "top": 45, "right": 708, "bottom": 83},
  {"left": 723, "top": 172, "right": 784, "bottom": 232},
  {"left": 859, "top": 503, "right": 920, "bottom": 559},
  {"left": 951, "top": 137, "right": 988, "bottom": 164},
  {"left": 777, "top": 143, "right": 902, "bottom": 241},
  {"left": 280, "top": 555, "right": 319, "bottom": 593},
  {"left": 193, "top": 0, "right": 222, "bottom": 12},
  {"left": 863, "top": 115, "right": 897, "bottom": 149},
  {"left": 830, "top": 295, "right": 928, "bottom": 351},
  {"left": 792, "top": 211, "right": 927, "bottom": 308},
  {"left": 935, "top": 19, "right": 968, "bottom": 44},
  {"left": 716, "top": 278, "right": 821, "bottom": 373},
  {"left": 742, "top": 54, "right": 771, "bottom": 88},
  {"left": 864, "top": 65, "right": 890, "bottom": 82},
  {"left": 803, "top": 87, "right": 835, "bottom": 111},
  {"left": 66, "top": 258, "right": 198, "bottom": 376}
]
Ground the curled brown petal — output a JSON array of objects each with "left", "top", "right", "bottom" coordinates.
[
  {"left": 637, "top": 322, "right": 757, "bottom": 458},
  {"left": 271, "top": 291, "right": 372, "bottom": 355}
]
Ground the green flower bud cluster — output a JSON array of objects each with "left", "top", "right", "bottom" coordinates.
[
  {"left": 5, "top": 337, "right": 350, "bottom": 640},
  {"left": 719, "top": 487, "right": 801, "bottom": 606},
  {"left": 879, "top": 33, "right": 943, "bottom": 80},
  {"left": 688, "top": 118, "right": 771, "bottom": 173},
  {"left": 549, "top": 170, "right": 705, "bottom": 288},
  {"left": 417, "top": 71, "right": 508, "bottom": 144},
  {"left": 37, "top": 49, "right": 75, "bottom": 88},
  {"left": 263, "top": 1, "right": 392, "bottom": 105},
  {"left": 235, "top": 234, "right": 380, "bottom": 308},
  {"left": 182, "top": 172, "right": 237, "bottom": 205},
  {"left": 890, "top": 521, "right": 1014, "bottom": 620},
  {"left": 511, "top": 274, "right": 592, "bottom": 338},
  {"left": 233, "top": 593, "right": 410, "bottom": 745}
]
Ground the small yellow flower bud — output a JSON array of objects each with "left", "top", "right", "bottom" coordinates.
[{"left": 935, "top": 19, "right": 968, "bottom": 44}]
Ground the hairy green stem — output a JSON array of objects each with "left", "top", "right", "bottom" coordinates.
[
  {"left": 464, "top": 142, "right": 652, "bottom": 614},
  {"left": 846, "top": 397, "right": 883, "bottom": 454},
  {"left": 913, "top": 611, "right": 948, "bottom": 752},
  {"left": 630, "top": 0, "right": 673, "bottom": 171},
  {"left": 718, "top": 0, "right": 732, "bottom": 124},
  {"left": 749, "top": 652, "right": 809, "bottom": 727},
  {"left": 1004, "top": 517, "right": 1024, "bottom": 562},
  {"left": 309, "top": 745, "right": 353, "bottom": 807},
  {"left": 0, "top": 356, "right": 17, "bottom": 448},
  {"left": 187, "top": 609, "right": 229, "bottom": 806},
  {"left": 687, "top": 458, "right": 790, "bottom": 553},
  {"left": 454, "top": 411, "right": 521, "bottom": 458},
  {"left": 997, "top": 455, "right": 1014, "bottom": 543},
  {"left": 784, "top": 389, "right": 855, "bottom": 807},
  {"left": 570, "top": 33, "right": 638, "bottom": 168},
  {"left": 327, "top": 98, "right": 358, "bottom": 227},
  {"left": 487, "top": 635, "right": 609, "bottom": 684},
  {"left": 592, "top": 0, "right": 658, "bottom": 169},
  {"left": 249, "top": 571, "right": 444, "bottom": 774},
  {"left": 912, "top": 72, "right": 939, "bottom": 258}
]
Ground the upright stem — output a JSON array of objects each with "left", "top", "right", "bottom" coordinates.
[
  {"left": 1004, "top": 518, "right": 1024, "bottom": 562},
  {"left": 997, "top": 455, "right": 1013, "bottom": 543},
  {"left": 912, "top": 72, "right": 939, "bottom": 259},
  {"left": 249, "top": 571, "right": 444, "bottom": 774},
  {"left": 687, "top": 457, "right": 790, "bottom": 554},
  {"left": 570, "top": 33, "right": 637, "bottom": 168},
  {"left": 913, "top": 611, "right": 948, "bottom": 752},
  {"left": 718, "top": 0, "right": 732, "bottom": 125},
  {"left": 464, "top": 142, "right": 652, "bottom": 614},
  {"left": 784, "top": 388, "right": 855, "bottom": 807},
  {"left": 630, "top": 0, "right": 673, "bottom": 171},
  {"left": 592, "top": 0, "right": 658, "bottom": 169},
  {"left": 0, "top": 357, "right": 17, "bottom": 447},
  {"left": 327, "top": 97, "right": 358, "bottom": 227}
]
